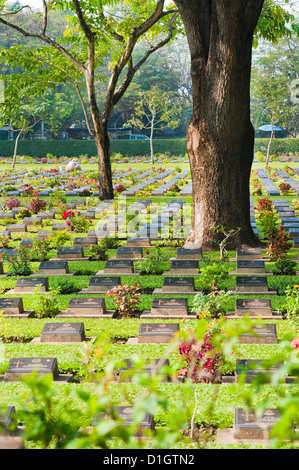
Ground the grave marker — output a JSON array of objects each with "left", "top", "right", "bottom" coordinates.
[
  {"left": 66, "top": 297, "right": 106, "bottom": 316},
  {"left": 234, "top": 408, "right": 280, "bottom": 440},
  {"left": 40, "top": 323, "right": 86, "bottom": 342},
  {"left": 235, "top": 299, "right": 272, "bottom": 316},
  {"left": 138, "top": 323, "right": 179, "bottom": 343},
  {"left": 150, "top": 298, "right": 188, "bottom": 316}
]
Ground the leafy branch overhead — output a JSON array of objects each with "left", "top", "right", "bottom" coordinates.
[{"left": 0, "top": 0, "right": 181, "bottom": 199}]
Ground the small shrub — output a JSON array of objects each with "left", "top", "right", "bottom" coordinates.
[
  {"left": 0, "top": 246, "right": 32, "bottom": 276},
  {"left": 17, "top": 208, "right": 32, "bottom": 219},
  {"left": 192, "top": 290, "right": 231, "bottom": 319},
  {"left": 279, "top": 182, "right": 291, "bottom": 194},
  {"left": 135, "top": 248, "right": 166, "bottom": 274},
  {"left": 31, "top": 239, "right": 52, "bottom": 261},
  {"left": 49, "top": 230, "right": 72, "bottom": 248},
  {"left": 272, "top": 259, "right": 296, "bottom": 275},
  {"left": 256, "top": 198, "right": 273, "bottom": 212},
  {"left": 89, "top": 244, "right": 108, "bottom": 261},
  {"left": 284, "top": 285, "right": 299, "bottom": 319},
  {"left": 258, "top": 211, "right": 279, "bottom": 236},
  {"left": 5, "top": 197, "right": 20, "bottom": 210},
  {"left": 266, "top": 228, "right": 291, "bottom": 261},
  {"left": 56, "top": 278, "right": 78, "bottom": 294},
  {"left": 106, "top": 284, "right": 141, "bottom": 317},
  {"left": 199, "top": 263, "right": 229, "bottom": 291},
  {"left": 31, "top": 286, "right": 60, "bottom": 318},
  {"left": 29, "top": 198, "right": 47, "bottom": 214},
  {"left": 178, "top": 319, "right": 224, "bottom": 383},
  {"left": 0, "top": 235, "right": 10, "bottom": 249}
]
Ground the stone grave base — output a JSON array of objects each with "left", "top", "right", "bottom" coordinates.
[
  {"left": 226, "top": 311, "right": 282, "bottom": 320},
  {"left": 0, "top": 436, "right": 25, "bottom": 449},
  {"left": 229, "top": 257, "right": 270, "bottom": 262},
  {"left": 56, "top": 309, "right": 115, "bottom": 319},
  {"left": 228, "top": 270, "right": 273, "bottom": 276},
  {"left": 221, "top": 375, "right": 295, "bottom": 384},
  {"left": 162, "top": 270, "right": 200, "bottom": 276},
  {"left": 0, "top": 374, "right": 74, "bottom": 383},
  {"left": 2, "top": 310, "right": 34, "bottom": 318},
  {"left": 139, "top": 310, "right": 197, "bottom": 319},
  {"left": 50, "top": 256, "right": 90, "bottom": 262},
  {"left": 95, "top": 270, "right": 139, "bottom": 275},
  {"left": 228, "top": 288, "right": 277, "bottom": 295},
  {"left": 5, "top": 289, "right": 49, "bottom": 295},
  {"left": 30, "top": 271, "right": 76, "bottom": 276},
  {"left": 109, "top": 256, "right": 144, "bottom": 261},
  {"left": 78, "top": 288, "right": 111, "bottom": 294},
  {"left": 153, "top": 288, "right": 201, "bottom": 295},
  {"left": 216, "top": 428, "right": 272, "bottom": 444},
  {"left": 30, "top": 336, "right": 95, "bottom": 344}
]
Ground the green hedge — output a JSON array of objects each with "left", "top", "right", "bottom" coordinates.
[{"left": 0, "top": 138, "right": 298, "bottom": 158}]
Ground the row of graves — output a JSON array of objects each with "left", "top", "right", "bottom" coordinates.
[
  {"left": 257, "top": 169, "right": 299, "bottom": 196},
  {"left": 0, "top": 187, "right": 298, "bottom": 446}
]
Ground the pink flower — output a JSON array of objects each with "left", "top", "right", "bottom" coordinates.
[
  {"left": 206, "top": 237, "right": 211, "bottom": 242},
  {"left": 291, "top": 337, "right": 299, "bottom": 349}
]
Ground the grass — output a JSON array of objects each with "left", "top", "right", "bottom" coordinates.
[{"left": 0, "top": 158, "right": 298, "bottom": 449}]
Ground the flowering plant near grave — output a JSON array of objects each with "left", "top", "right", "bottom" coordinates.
[
  {"left": 178, "top": 319, "right": 224, "bottom": 383},
  {"left": 0, "top": 235, "right": 10, "bottom": 249},
  {"left": 0, "top": 246, "right": 32, "bottom": 276},
  {"left": 284, "top": 285, "right": 299, "bottom": 319},
  {"left": 192, "top": 289, "right": 231, "bottom": 319},
  {"left": 4, "top": 197, "right": 20, "bottom": 210},
  {"left": 22, "top": 186, "right": 34, "bottom": 196},
  {"left": 31, "top": 239, "right": 52, "bottom": 261},
  {"left": 256, "top": 197, "right": 273, "bottom": 212},
  {"left": 257, "top": 210, "right": 279, "bottom": 236},
  {"left": 114, "top": 184, "right": 126, "bottom": 193},
  {"left": 135, "top": 248, "right": 167, "bottom": 274},
  {"left": 266, "top": 227, "right": 291, "bottom": 260},
  {"left": 68, "top": 214, "right": 91, "bottom": 233},
  {"left": 62, "top": 210, "right": 75, "bottom": 220},
  {"left": 48, "top": 230, "right": 72, "bottom": 248},
  {"left": 279, "top": 182, "right": 292, "bottom": 194},
  {"left": 29, "top": 197, "right": 47, "bottom": 214},
  {"left": 31, "top": 286, "right": 61, "bottom": 318},
  {"left": 16, "top": 208, "right": 31, "bottom": 219},
  {"left": 199, "top": 263, "right": 230, "bottom": 292},
  {"left": 106, "top": 283, "right": 141, "bottom": 317}
]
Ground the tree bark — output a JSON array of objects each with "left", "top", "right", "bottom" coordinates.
[{"left": 174, "top": 0, "right": 265, "bottom": 248}]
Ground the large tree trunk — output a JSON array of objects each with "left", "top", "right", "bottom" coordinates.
[
  {"left": 85, "top": 57, "right": 114, "bottom": 200},
  {"left": 174, "top": 0, "right": 265, "bottom": 248},
  {"left": 95, "top": 126, "right": 114, "bottom": 200}
]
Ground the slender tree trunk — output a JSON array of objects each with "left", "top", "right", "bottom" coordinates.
[
  {"left": 150, "top": 115, "right": 154, "bottom": 164},
  {"left": 265, "top": 118, "right": 274, "bottom": 170},
  {"left": 12, "top": 124, "right": 24, "bottom": 170},
  {"left": 85, "top": 67, "right": 114, "bottom": 200},
  {"left": 95, "top": 125, "right": 114, "bottom": 200},
  {"left": 174, "top": 0, "right": 265, "bottom": 248}
]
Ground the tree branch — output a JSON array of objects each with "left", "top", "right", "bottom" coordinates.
[
  {"left": 42, "top": 0, "right": 47, "bottom": 35},
  {"left": 0, "top": 15, "right": 87, "bottom": 74},
  {"left": 102, "top": 8, "right": 179, "bottom": 124},
  {"left": 72, "top": 0, "right": 95, "bottom": 41},
  {"left": 74, "top": 83, "right": 94, "bottom": 137}
]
